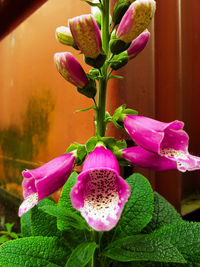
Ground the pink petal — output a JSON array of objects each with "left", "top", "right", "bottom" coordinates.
[{"left": 122, "top": 146, "right": 177, "bottom": 171}]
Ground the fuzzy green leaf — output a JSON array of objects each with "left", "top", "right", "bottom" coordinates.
[
  {"left": 0, "top": 235, "right": 10, "bottom": 244},
  {"left": 58, "top": 171, "right": 78, "bottom": 212},
  {"left": 31, "top": 198, "right": 58, "bottom": 237},
  {"left": 0, "top": 236, "right": 69, "bottom": 267},
  {"left": 57, "top": 172, "right": 88, "bottom": 231},
  {"left": 103, "top": 235, "right": 186, "bottom": 263},
  {"left": 40, "top": 205, "right": 90, "bottom": 231},
  {"left": 113, "top": 173, "right": 154, "bottom": 239},
  {"left": 142, "top": 192, "right": 182, "bottom": 234},
  {"left": 153, "top": 221, "right": 200, "bottom": 263},
  {"left": 65, "top": 242, "right": 98, "bottom": 267},
  {"left": 20, "top": 210, "right": 32, "bottom": 237}
]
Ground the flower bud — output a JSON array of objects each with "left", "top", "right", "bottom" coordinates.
[
  {"left": 127, "top": 29, "right": 150, "bottom": 59},
  {"left": 54, "top": 52, "right": 88, "bottom": 88},
  {"left": 116, "top": 0, "right": 156, "bottom": 43},
  {"left": 55, "top": 26, "right": 75, "bottom": 47},
  {"left": 91, "top": 0, "right": 102, "bottom": 28},
  {"left": 113, "top": 0, "right": 130, "bottom": 25},
  {"left": 69, "top": 14, "right": 102, "bottom": 59}
]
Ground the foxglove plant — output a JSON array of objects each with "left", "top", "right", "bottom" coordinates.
[{"left": 1, "top": 0, "right": 200, "bottom": 266}]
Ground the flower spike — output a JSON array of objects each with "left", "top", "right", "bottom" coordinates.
[
  {"left": 70, "top": 145, "right": 130, "bottom": 231},
  {"left": 19, "top": 153, "right": 76, "bottom": 216},
  {"left": 122, "top": 115, "right": 200, "bottom": 172}
]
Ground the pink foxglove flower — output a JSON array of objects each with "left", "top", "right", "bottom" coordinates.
[
  {"left": 54, "top": 52, "right": 88, "bottom": 88},
  {"left": 69, "top": 14, "right": 102, "bottom": 59},
  {"left": 122, "top": 115, "right": 200, "bottom": 172},
  {"left": 19, "top": 152, "right": 76, "bottom": 216},
  {"left": 116, "top": 0, "right": 156, "bottom": 43},
  {"left": 70, "top": 145, "right": 130, "bottom": 231}
]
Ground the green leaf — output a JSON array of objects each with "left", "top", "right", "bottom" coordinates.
[
  {"left": 57, "top": 172, "right": 88, "bottom": 231},
  {"left": 5, "top": 223, "right": 14, "bottom": 233},
  {"left": 65, "top": 242, "right": 98, "bottom": 267},
  {"left": 0, "top": 235, "right": 10, "bottom": 244},
  {"left": 86, "top": 137, "right": 98, "bottom": 153},
  {"left": 103, "top": 234, "right": 186, "bottom": 263},
  {"left": 31, "top": 198, "right": 59, "bottom": 237},
  {"left": 113, "top": 173, "right": 154, "bottom": 239},
  {"left": 81, "top": 0, "right": 102, "bottom": 8},
  {"left": 153, "top": 221, "right": 200, "bottom": 263},
  {"left": 142, "top": 192, "right": 182, "bottom": 234},
  {"left": 0, "top": 236, "right": 69, "bottom": 267},
  {"left": 40, "top": 205, "right": 90, "bottom": 231},
  {"left": 20, "top": 210, "right": 32, "bottom": 237},
  {"left": 75, "top": 106, "right": 96, "bottom": 113},
  {"left": 9, "top": 232, "right": 19, "bottom": 239},
  {"left": 108, "top": 75, "right": 124, "bottom": 80},
  {"left": 58, "top": 172, "right": 78, "bottom": 213}
]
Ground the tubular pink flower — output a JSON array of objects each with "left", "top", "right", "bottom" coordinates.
[
  {"left": 116, "top": 0, "right": 156, "bottom": 43},
  {"left": 70, "top": 145, "right": 131, "bottom": 231},
  {"left": 54, "top": 52, "right": 88, "bottom": 88},
  {"left": 127, "top": 29, "right": 150, "bottom": 59},
  {"left": 19, "top": 153, "right": 75, "bottom": 216},
  {"left": 69, "top": 14, "right": 102, "bottom": 58},
  {"left": 123, "top": 115, "right": 200, "bottom": 172}
]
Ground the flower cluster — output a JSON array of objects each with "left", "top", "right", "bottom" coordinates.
[{"left": 18, "top": 0, "right": 200, "bottom": 235}]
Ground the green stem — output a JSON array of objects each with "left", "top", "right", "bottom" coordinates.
[{"left": 96, "top": 0, "right": 110, "bottom": 137}]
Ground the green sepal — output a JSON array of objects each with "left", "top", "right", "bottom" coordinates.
[
  {"left": 66, "top": 143, "right": 87, "bottom": 165},
  {"left": 77, "top": 78, "right": 97, "bottom": 98},
  {"left": 86, "top": 136, "right": 99, "bottom": 153},
  {"left": 110, "top": 51, "right": 129, "bottom": 70},
  {"left": 88, "top": 68, "right": 101, "bottom": 79},
  {"left": 113, "top": 0, "right": 131, "bottom": 25},
  {"left": 105, "top": 111, "right": 113, "bottom": 123},
  {"left": 84, "top": 52, "right": 106, "bottom": 68},
  {"left": 110, "top": 30, "right": 131, "bottom": 55},
  {"left": 112, "top": 104, "right": 138, "bottom": 128}
]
